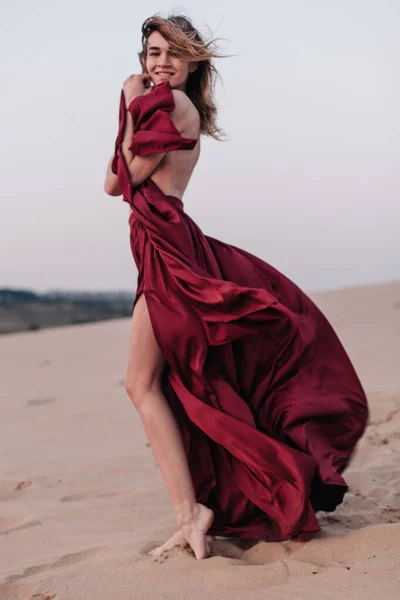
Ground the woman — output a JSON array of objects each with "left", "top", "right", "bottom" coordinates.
[{"left": 104, "top": 15, "right": 368, "bottom": 560}]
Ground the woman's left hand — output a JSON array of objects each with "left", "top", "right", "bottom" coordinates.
[{"left": 123, "top": 74, "right": 152, "bottom": 108}]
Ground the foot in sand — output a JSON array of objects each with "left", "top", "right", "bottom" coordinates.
[{"left": 149, "top": 503, "right": 214, "bottom": 560}]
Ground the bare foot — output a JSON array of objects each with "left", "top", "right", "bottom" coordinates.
[
  {"left": 148, "top": 504, "right": 214, "bottom": 560},
  {"left": 149, "top": 531, "right": 214, "bottom": 557},
  {"left": 148, "top": 530, "right": 185, "bottom": 556},
  {"left": 180, "top": 503, "right": 214, "bottom": 560}
]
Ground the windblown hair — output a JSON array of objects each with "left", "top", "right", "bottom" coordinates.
[{"left": 139, "top": 14, "right": 225, "bottom": 140}]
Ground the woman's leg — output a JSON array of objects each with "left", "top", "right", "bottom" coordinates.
[{"left": 125, "top": 294, "right": 213, "bottom": 559}]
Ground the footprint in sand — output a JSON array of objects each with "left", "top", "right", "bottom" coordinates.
[
  {"left": 60, "top": 491, "right": 120, "bottom": 503},
  {"left": 0, "top": 480, "right": 33, "bottom": 502},
  {"left": 4, "top": 548, "right": 104, "bottom": 587},
  {"left": 51, "top": 547, "right": 105, "bottom": 569},
  {"left": 26, "top": 396, "right": 57, "bottom": 406},
  {"left": 15, "top": 480, "right": 33, "bottom": 491},
  {"left": 0, "top": 515, "right": 41, "bottom": 534},
  {"left": 0, "top": 582, "right": 43, "bottom": 600},
  {"left": 60, "top": 494, "right": 85, "bottom": 502},
  {"left": 5, "top": 563, "right": 50, "bottom": 584}
]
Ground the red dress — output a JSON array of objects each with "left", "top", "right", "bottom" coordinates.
[{"left": 112, "top": 81, "right": 368, "bottom": 542}]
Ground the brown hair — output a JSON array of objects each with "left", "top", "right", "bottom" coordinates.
[{"left": 139, "top": 14, "right": 225, "bottom": 140}]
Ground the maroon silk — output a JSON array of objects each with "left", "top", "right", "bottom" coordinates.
[{"left": 112, "top": 81, "right": 368, "bottom": 542}]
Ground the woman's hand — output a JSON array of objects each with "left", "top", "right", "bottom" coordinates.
[{"left": 122, "top": 74, "right": 152, "bottom": 108}]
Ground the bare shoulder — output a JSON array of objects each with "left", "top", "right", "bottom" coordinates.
[
  {"left": 171, "top": 89, "right": 194, "bottom": 111},
  {"left": 171, "top": 89, "right": 200, "bottom": 129}
]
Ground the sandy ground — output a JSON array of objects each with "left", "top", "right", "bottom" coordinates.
[{"left": 0, "top": 281, "right": 399, "bottom": 600}]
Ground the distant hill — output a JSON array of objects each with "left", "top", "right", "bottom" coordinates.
[{"left": 0, "top": 288, "right": 134, "bottom": 334}]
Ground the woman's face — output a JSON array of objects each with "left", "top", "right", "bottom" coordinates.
[{"left": 144, "top": 30, "right": 196, "bottom": 91}]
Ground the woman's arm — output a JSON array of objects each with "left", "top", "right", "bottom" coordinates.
[
  {"left": 104, "top": 154, "right": 121, "bottom": 196},
  {"left": 104, "top": 108, "right": 166, "bottom": 195},
  {"left": 104, "top": 81, "right": 195, "bottom": 196},
  {"left": 104, "top": 106, "right": 135, "bottom": 196},
  {"left": 121, "top": 111, "right": 167, "bottom": 188}
]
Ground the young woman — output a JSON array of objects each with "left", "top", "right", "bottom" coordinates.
[{"left": 104, "top": 15, "right": 368, "bottom": 560}]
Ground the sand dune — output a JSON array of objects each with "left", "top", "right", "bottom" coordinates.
[{"left": 0, "top": 281, "right": 399, "bottom": 600}]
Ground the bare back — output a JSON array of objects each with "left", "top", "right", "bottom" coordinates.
[{"left": 150, "top": 90, "right": 201, "bottom": 199}]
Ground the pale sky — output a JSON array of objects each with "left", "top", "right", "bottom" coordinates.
[{"left": 1, "top": 0, "right": 399, "bottom": 293}]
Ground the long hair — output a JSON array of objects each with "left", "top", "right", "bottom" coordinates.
[{"left": 139, "top": 15, "right": 225, "bottom": 140}]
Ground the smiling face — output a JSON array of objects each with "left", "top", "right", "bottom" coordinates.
[{"left": 144, "top": 30, "right": 196, "bottom": 91}]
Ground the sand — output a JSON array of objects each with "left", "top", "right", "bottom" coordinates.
[{"left": 0, "top": 281, "right": 399, "bottom": 600}]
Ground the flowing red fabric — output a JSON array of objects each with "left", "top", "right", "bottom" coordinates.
[{"left": 112, "top": 81, "right": 368, "bottom": 542}]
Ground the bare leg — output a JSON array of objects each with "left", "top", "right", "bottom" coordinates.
[{"left": 125, "top": 294, "right": 214, "bottom": 559}]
